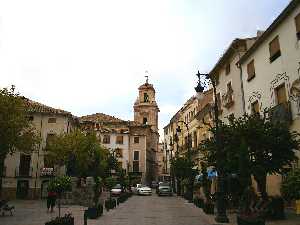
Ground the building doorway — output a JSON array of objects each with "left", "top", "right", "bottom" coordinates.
[
  {"left": 16, "top": 180, "right": 29, "bottom": 199},
  {"left": 41, "top": 180, "right": 49, "bottom": 199}
]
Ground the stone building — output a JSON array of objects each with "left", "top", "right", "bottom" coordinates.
[
  {"left": 237, "top": 0, "right": 300, "bottom": 195},
  {"left": 79, "top": 79, "right": 160, "bottom": 184},
  {"left": 1, "top": 99, "right": 76, "bottom": 199},
  {"left": 163, "top": 89, "right": 213, "bottom": 171}
]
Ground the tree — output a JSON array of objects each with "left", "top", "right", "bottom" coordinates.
[
  {"left": 199, "top": 113, "right": 300, "bottom": 201},
  {"left": 0, "top": 86, "right": 40, "bottom": 193},
  {"left": 48, "top": 176, "right": 72, "bottom": 217},
  {"left": 46, "top": 129, "right": 109, "bottom": 206},
  {"left": 281, "top": 168, "right": 300, "bottom": 201}
]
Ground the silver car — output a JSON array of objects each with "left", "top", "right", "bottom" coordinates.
[{"left": 157, "top": 182, "right": 172, "bottom": 196}]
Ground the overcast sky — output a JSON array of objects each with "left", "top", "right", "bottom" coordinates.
[{"left": 0, "top": 0, "right": 290, "bottom": 137}]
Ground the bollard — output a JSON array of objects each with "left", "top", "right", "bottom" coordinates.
[{"left": 84, "top": 209, "right": 88, "bottom": 225}]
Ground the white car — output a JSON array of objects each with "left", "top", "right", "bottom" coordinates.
[
  {"left": 111, "top": 184, "right": 122, "bottom": 197},
  {"left": 137, "top": 185, "right": 152, "bottom": 196}
]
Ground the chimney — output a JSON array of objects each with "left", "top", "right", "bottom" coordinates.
[{"left": 257, "top": 30, "right": 264, "bottom": 37}]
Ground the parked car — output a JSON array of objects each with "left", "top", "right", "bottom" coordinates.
[
  {"left": 137, "top": 185, "right": 152, "bottom": 196},
  {"left": 111, "top": 184, "right": 122, "bottom": 197},
  {"left": 131, "top": 183, "right": 142, "bottom": 194},
  {"left": 157, "top": 182, "right": 172, "bottom": 196}
]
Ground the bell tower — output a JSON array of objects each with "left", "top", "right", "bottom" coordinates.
[{"left": 134, "top": 76, "right": 159, "bottom": 132}]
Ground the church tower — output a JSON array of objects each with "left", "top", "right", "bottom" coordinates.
[{"left": 134, "top": 77, "right": 159, "bottom": 132}]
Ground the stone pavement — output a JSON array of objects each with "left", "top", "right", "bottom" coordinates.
[
  {"left": 1, "top": 194, "right": 299, "bottom": 225},
  {"left": 0, "top": 194, "right": 215, "bottom": 225}
]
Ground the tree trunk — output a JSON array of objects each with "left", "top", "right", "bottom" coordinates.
[
  {"left": 0, "top": 154, "right": 5, "bottom": 197},
  {"left": 254, "top": 173, "right": 268, "bottom": 200}
]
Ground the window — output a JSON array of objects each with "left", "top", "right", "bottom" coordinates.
[
  {"left": 115, "top": 148, "right": 123, "bottom": 158},
  {"left": 44, "top": 154, "right": 54, "bottom": 168},
  {"left": 295, "top": 13, "right": 300, "bottom": 40},
  {"left": 27, "top": 116, "right": 34, "bottom": 121},
  {"left": 225, "top": 63, "right": 230, "bottom": 75},
  {"left": 19, "top": 154, "right": 31, "bottom": 177},
  {"left": 193, "top": 131, "right": 197, "bottom": 148},
  {"left": 133, "top": 161, "right": 139, "bottom": 172},
  {"left": 103, "top": 135, "right": 110, "bottom": 144},
  {"left": 247, "top": 60, "right": 255, "bottom": 81},
  {"left": 275, "top": 84, "right": 287, "bottom": 105},
  {"left": 143, "top": 93, "right": 149, "bottom": 102},
  {"left": 269, "top": 36, "right": 281, "bottom": 62},
  {"left": 95, "top": 124, "right": 100, "bottom": 130},
  {"left": 133, "top": 151, "right": 139, "bottom": 161},
  {"left": 116, "top": 136, "right": 123, "bottom": 144},
  {"left": 134, "top": 136, "right": 139, "bottom": 144},
  {"left": 143, "top": 117, "right": 148, "bottom": 125},
  {"left": 251, "top": 101, "right": 260, "bottom": 114},
  {"left": 227, "top": 82, "right": 232, "bottom": 92},
  {"left": 48, "top": 118, "right": 56, "bottom": 123}
]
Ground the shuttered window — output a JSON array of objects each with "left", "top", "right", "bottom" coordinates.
[
  {"left": 275, "top": 84, "right": 287, "bottom": 105},
  {"left": 116, "top": 135, "right": 123, "bottom": 144},
  {"left": 269, "top": 36, "right": 281, "bottom": 62},
  {"left": 295, "top": 13, "right": 300, "bottom": 39},
  {"left": 247, "top": 60, "right": 255, "bottom": 81},
  {"left": 103, "top": 135, "right": 110, "bottom": 144}
]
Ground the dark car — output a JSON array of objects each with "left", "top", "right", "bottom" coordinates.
[
  {"left": 151, "top": 181, "right": 158, "bottom": 189},
  {"left": 157, "top": 182, "right": 172, "bottom": 196}
]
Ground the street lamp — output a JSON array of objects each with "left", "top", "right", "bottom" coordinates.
[{"left": 194, "top": 70, "right": 229, "bottom": 223}]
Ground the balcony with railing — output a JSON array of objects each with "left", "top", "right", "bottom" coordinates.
[
  {"left": 40, "top": 167, "right": 55, "bottom": 177},
  {"left": 269, "top": 101, "right": 292, "bottom": 125}
]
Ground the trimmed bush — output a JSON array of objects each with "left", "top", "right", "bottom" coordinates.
[
  {"left": 193, "top": 197, "right": 204, "bottom": 208},
  {"left": 203, "top": 203, "right": 214, "bottom": 214},
  {"left": 45, "top": 214, "right": 74, "bottom": 225},
  {"left": 266, "top": 196, "right": 285, "bottom": 220},
  {"left": 86, "top": 204, "right": 103, "bottom": 219},
  {"left": 105, "top": 198, "right": 117, "bottom": 211}
]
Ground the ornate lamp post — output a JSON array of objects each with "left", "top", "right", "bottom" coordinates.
[{"left": 194, "top": 71, "right": 229, "bottom": 223}]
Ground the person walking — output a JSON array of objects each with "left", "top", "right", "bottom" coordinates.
[{"left": 47, "top": 190, "right": 57, "bottom": 213}]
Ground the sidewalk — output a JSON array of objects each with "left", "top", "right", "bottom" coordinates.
[{"left": 201, "top": 207, "right": 300, "bottom": 225}]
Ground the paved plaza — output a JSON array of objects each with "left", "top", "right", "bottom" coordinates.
[
  {"left": 0, "top": 194, "right": 215, "bottom": 225},
  {"left": 1, "top": 194, "right": 300, "bottom": 225}
]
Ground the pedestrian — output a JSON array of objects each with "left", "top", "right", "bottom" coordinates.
[{"left": 47, "top": 190, "right": 57, "bottom": 213}]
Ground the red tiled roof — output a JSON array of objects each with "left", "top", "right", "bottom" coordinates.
[
  {"left": 23, "top": 98, "right": 71, "bottom": 116},
  {"left": 79, "top": 113, "right": 125, "bottom": 123}
]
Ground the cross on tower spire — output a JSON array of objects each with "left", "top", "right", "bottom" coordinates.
[{"left": 145, "top": 70, "right": 149, "bottom": 84}]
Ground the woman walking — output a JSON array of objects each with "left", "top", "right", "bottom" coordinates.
[{"left": 47, "top": 190, "right": 57, "bottom": 213}]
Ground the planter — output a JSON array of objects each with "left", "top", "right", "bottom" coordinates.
[
  {"left": 193, "top": 198, "right": 204, "bottom": 208},
  {"left": 45, "top": 216, "right": 74, "bottom": 225},
  {"left": 86, "top": 204, "right": 103, "bottom": 219},
  {"left": 296, "top": 200, "right": 300, "bottom": 215},
  {"left": 203, "top": 203, "right": 214, "bottom": 214},
  {"left": 105, "top": 199, "right": 116, "bottom": 211},
  {"left": 266, "top": 197, "right": 285, "bottom": 220},
  {"left": 237, "top": 215, "right": 265, "bottom": 225}
]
